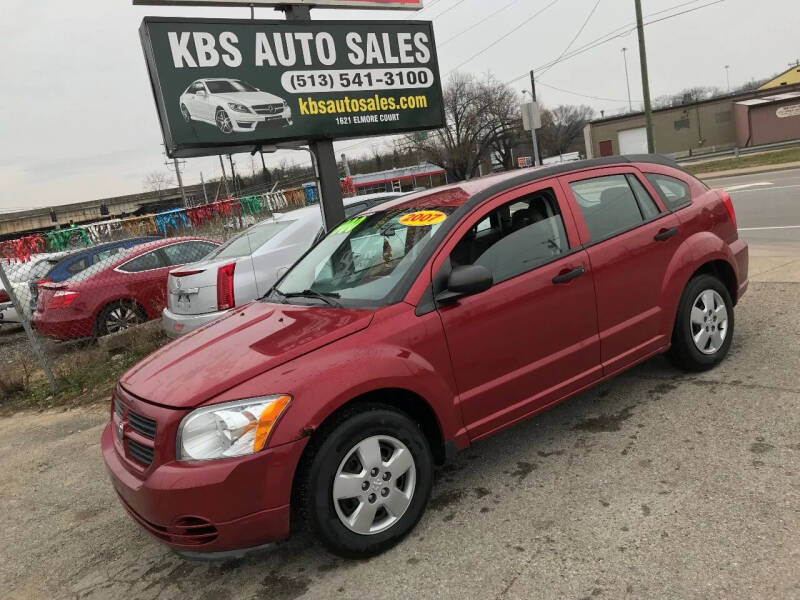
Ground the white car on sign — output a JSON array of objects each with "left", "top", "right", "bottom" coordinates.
[
  {"left": 162, "top": 192, "right": 405, "bottom": 338},
  {"left": 179, "top": 78, "right": 293, "bottom": 134}
]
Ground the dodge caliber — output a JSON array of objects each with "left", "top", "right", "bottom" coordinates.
[{"left": 102, "top": 156, "right": 748, "bottom": 558}]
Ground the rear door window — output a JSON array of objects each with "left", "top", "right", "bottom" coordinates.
[
  {"left": 208, "top": 221, "right": 294, "bottom": 259},
  {"left": 569, "top": 174, "right": 654, "bottom": 242},
  {"left": 118, "top": 250, "right": 165, "bottom": 273},
  {"left": 644, "top": 173, "right": 692, "bottom": 210}
]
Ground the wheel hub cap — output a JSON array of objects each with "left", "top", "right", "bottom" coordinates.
[{"left": 690, "top": 289, "right": 728, "bottom": 355}]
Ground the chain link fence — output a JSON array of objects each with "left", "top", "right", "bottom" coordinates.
[{"left": 0, "top": 190, "right": 307, "bottom": 402}]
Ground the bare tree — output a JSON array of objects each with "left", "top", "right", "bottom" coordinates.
[
  {"left": 484, "top": 76, "right": 525, "bottom": 171},
  {"left": 538, "top": 104, "right": 595, "bottom": 157},
  {"left": 143, "top": 170, "right": 174, "bottom": 198},
  {"left": 405, "top": 73, "right": 519, "bottom": 181}
]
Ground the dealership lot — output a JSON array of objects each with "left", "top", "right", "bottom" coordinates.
[{"left": 1, "top": 279, "right": 798, "bottom": 600}]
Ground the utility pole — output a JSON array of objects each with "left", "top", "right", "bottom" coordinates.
[
  {"left": 200, "top": 171, "right": 209, "bottom": 204},
  {"left": 218, "top": 155, "right": 231, "bottom": 197},
  {"left": 528, "top": 70, "right": 541, "bottom": 166},
  {"left": 228, "top": 154, "right": 238, "bottom": 194},
  {"left": 634, "top": 0, "right": 655, "bottom": 153},
  {"left": 622, "top": 47, "right": 633, "bottom": 112},
  {"left": 259, "top": 150, "right": 271, "bottom": 187},
  {"left": 725, "top": 65, "right": 731, "bottom": 92},
  {"left": 341, "top": 153, "right": 351, "bottom": 177},
  {"left": 173, "top": 158, "right": 188, "bottom": 207}
]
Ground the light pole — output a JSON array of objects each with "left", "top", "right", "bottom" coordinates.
[
  {"left": 622, "top": 47, "right": 633, "bottom": 112},
  {"left": 634, "top": 0, "right": 655, "bottom": 153},
  {"left": 725, "top": 65, "right": 731, "bottom": 92}
]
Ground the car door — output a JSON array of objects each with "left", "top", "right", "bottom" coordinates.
[
  {"left": 194, "top": 82, "right": 212, "bottom": 120},
  {"left": 432, "top": 180, "right": 602, "bottom": 441},
  {"left": 116, "top": 248, "right": 173, "bottom": 317},
  {"left": 559, "top": 168, "right": 680, "bottom": 375}
]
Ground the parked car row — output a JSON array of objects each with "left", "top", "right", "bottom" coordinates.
[{"left": 102, "top": 156, "right": 748, "bottom": 559}]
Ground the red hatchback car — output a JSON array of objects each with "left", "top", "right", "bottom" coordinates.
[
  {"left": 34, "top": 238, "right": 218, "bottom": 339},
  {"left": 102, "top": 156, "right": 747, "bottom": 558}
]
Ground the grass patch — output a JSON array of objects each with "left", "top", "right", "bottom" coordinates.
[
  {"left": 685, "top": 147, "right": 800, "bottom": 175},
  {"left": 0, "top": 327, "right": 168, "bottom": 415}
]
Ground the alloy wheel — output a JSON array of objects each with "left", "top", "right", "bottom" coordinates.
[
  {"left": 216, "top": 109, "right": 233, "bottom": 133},
  {"left": 690, "top": 289, "right": 728, "bottom": 354},
  {"left": 332, "top": 435, "right": 416, "bottom": 535},
  {"left": 106, "top": 306, "right": 141, "bottom": 334}
]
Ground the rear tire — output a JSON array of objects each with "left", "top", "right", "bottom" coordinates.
[
  {"left": 96, "top": 300, "right": 146, "bottom": 338},
  {"left": 668, "top": 274, "right": 734, "bottom": 371},
  {"left": 295, "top": 404, "right": 433, "bottom": 558}
]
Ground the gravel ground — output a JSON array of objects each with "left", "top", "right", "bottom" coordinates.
[{"left": 1, "top": 282, "right": 798, "bottom": 600}]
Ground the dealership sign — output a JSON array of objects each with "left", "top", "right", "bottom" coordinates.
[
  {"left": 134, "top": 0, "right": 422, "bottom": 9},
  {"left": 139, "top": 17, "right": 444, "bottom": 157}
]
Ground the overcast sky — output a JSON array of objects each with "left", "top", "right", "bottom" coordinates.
[{"left": 1, "top": 0, "right": 797, "bottom": 211}]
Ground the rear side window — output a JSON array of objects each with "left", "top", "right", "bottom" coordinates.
[
  {"left": 569, "top": 174, "right": 656, "bottom": 242},
  {"left": 119, "top": 251, "right": 164, "bottom": 273},
  {"left": 645, "top": 173, "right": 691, "bottom": 210},
  {"left": 209, "top": 221, "right": 294, "bottom": 259},
  {"left": 450, "top": 188, "right": 569, "bottom": 284},
  {"left": 66, "top": 257, "right": 90, "bottom": 275},
  {"left": 162, "top": 241, "right": 216, "bottom": 266}
]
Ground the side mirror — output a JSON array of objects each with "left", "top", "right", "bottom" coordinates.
[
  {"left": 196, "top": 89, "right": 206, "bottom": 96},
  {"left": 436, "top": 264, "right": 493, "bottom": 304}
]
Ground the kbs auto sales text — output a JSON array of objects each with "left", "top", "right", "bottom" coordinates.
[{"left": 167, "top": 31, "right": 433, "bottom": 70}]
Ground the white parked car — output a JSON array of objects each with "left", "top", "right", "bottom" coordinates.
[
  {"left": 162, "top": 192, "right": 405, "bottom": 338},
  {"left": 0, "top": 253, "right": 69, "bottom": 324},
  {"left": 179, "top": 78, "right": 292, "bottom": 134}
]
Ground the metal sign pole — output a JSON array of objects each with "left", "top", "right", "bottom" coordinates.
[
  {"left": 0, "top": 262, "right": 56, "bottom": 391},
  {"left": 283, "top": 3, "right": 345, "bottom": 232}
]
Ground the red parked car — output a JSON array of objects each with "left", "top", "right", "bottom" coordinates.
[
  {"left": 34, "top": 238, "right": 218, "bottom": 339},
  {"left": 102, "top": 156, "right": 748, "bottom": 558}
]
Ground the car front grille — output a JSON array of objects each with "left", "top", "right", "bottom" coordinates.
[
  {"left": 129, "top": 411, "right": 156, "bottom": 439},
  {"left": 128, "top": 439, "right": 154, "bottom": 466},
  {"left": 252, "top": 102, "right": 283, "bottom": 115}
]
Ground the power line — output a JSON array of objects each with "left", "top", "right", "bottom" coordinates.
[
  {"left": 438, "top": 0, "right": 523, "bottom": 47},
  {"left": 443, "top": 0, "right": 562, "bottom": 75},
  {"left": 428, "top": 0, "right": 470, "bottom": 20},
  {"left": 536, "top": 79, "right": 640, "bottom": 103},
  {"left": 537, "top": 0, "right": 602, "bottom": 77}
]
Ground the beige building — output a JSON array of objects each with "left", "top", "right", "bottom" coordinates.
[{"left": 584, "top": 83, "right": 800, "bottom": 159}]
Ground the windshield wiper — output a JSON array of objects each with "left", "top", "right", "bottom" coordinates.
[{"left": 281, "top": 289, "right": 343, "bottom": 308}]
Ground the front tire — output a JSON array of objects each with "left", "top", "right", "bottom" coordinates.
[
  {"left": 215, "top": 107, "right": 233, "bottom": 134},
  {"left": 668, "top": 274, "right": 734, "bottom": 371},
  {"left": 180, "top": 103, "right": 191, "bottom": 123},
  {"left": 296, "top": 405, "right": 433, "bottom": 558}
]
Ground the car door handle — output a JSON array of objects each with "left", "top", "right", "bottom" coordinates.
[
  {"left": 552, "top": 266, "right": 585, "bottom": 284},
  {"left": 654, "top": 227, "right": 679, "bottom": 241}
]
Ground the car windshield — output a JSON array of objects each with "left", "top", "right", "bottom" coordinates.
[
  {"left": 271, "top": 204, "right": 458, "bottom": 307},
  {"left": 206, "top": 80, "right": 258, "bottom": 93},
  {"left": 207, "top": 221, "right": 296, "bottom": 260}
]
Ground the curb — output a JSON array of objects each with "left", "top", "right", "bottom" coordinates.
[{"left": 691, "top": 161, "right": 800, "bottom": 181}]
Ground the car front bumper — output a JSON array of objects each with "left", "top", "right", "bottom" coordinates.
[
  {"left": 101, "top": 421, "right": 308, "bottom": 553},
  {"left": 162, "top": 307, "right": 230, "bottom": 339},
  {"left": 229, "top": 108, "right": 292, "bottom": 131}
]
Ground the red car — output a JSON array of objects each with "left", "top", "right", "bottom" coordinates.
[
  {"left": 34, "top": 238, "right": 218, "bottom": 339},
  {"left": 102, "top": 156, "right": 747, "bottom": 558}
]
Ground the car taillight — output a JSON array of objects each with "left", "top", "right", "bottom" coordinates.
[
  {"left": 47, "top": 290, "right": 80, "bottom": 309},
  {"left": 719, "top": 189, "right": 737, "bottom": 230},
  {"left": 217, "top": 263, "right": 236, "bottom": 310},
  {"left": 37, "top": 277, "right": 52, "bottom": 288},
  {"left": 172, "top": 269, "right": 205, "bottom": 277},
  {"left": 0, "top": 290, "right": 9, "bottom": 303}
]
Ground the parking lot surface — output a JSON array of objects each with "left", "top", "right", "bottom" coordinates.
[{"left": 1, "top": 281, "right": 799, "bottom": 600}]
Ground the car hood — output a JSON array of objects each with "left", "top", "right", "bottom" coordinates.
[
  {"left": 216, "top": 91, "right": 284, "bottom": 105},
  {"left": 120, "top": 301, "right": 374, "bottom": 408}
]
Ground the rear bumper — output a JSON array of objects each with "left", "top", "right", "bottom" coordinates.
[
  {"left": 162, "top": 307, "right": 229, "bottom": 339},
  {"left": 0, "top": 302, "right": 19, "bottom": 323},
  {"left": 730, "top": 238, "right": 749, "bottom": 302},
  {"left": 32, "top": 310, "right": 94, "bottom": 339},
  {"left": 102, "top": 423, "right": 308, "bottom": 552}
]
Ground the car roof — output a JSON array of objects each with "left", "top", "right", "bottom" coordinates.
[{"left": 379, "top": 154, "right": 685, "bottom": 213}]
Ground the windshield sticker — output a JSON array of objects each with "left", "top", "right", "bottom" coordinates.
[
  {"left": 398, "top": 210, "right": 447, "bottom": 227},
  {"left": 332, "top": 215, "right": 367, "bottom": 234}
]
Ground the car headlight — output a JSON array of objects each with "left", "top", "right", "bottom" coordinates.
[
  {"left": 177, "top": 395, "right": 291, "bottom": 461},
  {"left": 227, "top": 102, "right": 252, "bottom": 114}
]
